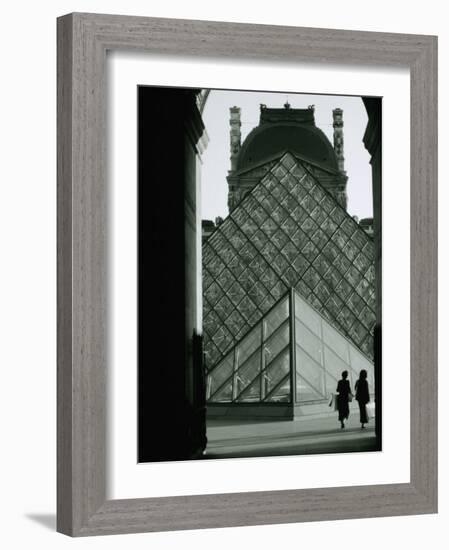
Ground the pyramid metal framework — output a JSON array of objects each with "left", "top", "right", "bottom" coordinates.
[
  {"left": 206, "top": 289, "right": 375, "bottom": 405},
  {"left": 203, "top": 152, "right": 376, "bottom": 374}
]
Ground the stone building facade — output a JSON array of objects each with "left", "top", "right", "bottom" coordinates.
[{"left": 226, "top": 104, "right": 348, "bottom": 211}]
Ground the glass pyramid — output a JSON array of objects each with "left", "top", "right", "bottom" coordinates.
[
  {"left": 203, "top": 152, "right": 376, "bottom": 372},
  {"left": 207, "top": 289, "right": 375, "bottom": 405}
]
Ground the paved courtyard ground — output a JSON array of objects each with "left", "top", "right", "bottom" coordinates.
[{"left": 205, "top": 413, "right": 378, "bottom": 459}]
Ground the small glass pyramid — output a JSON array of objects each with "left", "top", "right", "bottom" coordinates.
[{"left": 206, "top": 289, "right": 375, "bottom": 407}]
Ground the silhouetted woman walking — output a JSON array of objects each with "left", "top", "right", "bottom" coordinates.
[
  {"left": 355, "top": 369, "right": 370, "bottom": 429},
  {"left": 336, "top": 370, "right": 352, "bottom": 429}
]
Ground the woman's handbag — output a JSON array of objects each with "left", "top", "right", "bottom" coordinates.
[
  {"left": 367, "top": 402, "right": 375, "bottom": 418},
  {"left": 328, "top": 393, "right": 338, "bottom": 411}
]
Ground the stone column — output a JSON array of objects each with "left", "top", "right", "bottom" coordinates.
[
  {"left": 362, "top": 97, "right": 382, "bottom": 444},
  {"left": 332, "top": 108, "right": 345, "bottom": 174},
  {"left": 138, "top": 86, "right": 207, "bottom": 461},
  {"left": 227, "top": 107, "right": 242, "bottom": 212},
  {"left": 229, "top": 106, "right": 241, "bottom": 172},
  {"left": 332, "top": 108, "right": 348, "bottom": 210}
]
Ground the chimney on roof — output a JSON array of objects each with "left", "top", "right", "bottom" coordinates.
[
  {"left": 229, "top": 106, "right": 241, "bottom": 172},
  {"left": 332, "top": 108, "right": 345, "bottom": 174}
]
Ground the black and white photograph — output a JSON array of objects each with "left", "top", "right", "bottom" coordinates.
[{"left": 138, "top": 86, "right": 382, "bottom": 462}]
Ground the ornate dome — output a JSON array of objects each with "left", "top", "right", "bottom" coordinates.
[{"left": 236, "top": 121, "right": 339, "bottom": 173}]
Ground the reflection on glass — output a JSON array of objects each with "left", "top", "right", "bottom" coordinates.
[
  {"left": 295, "top": 321, "right": 322, "bottom": 364},
  {"left": 236, "top": 327, "right": 261, "bottom": 367},
  {"left": 294, "top": 292, "right": 375, "bottom": 404},
  {"left": 236, "top": 352, "right": 260, "bottom": 396},
  {"left": 323, "top": 346, "right": 351, "bottom": 387},
  {"left": 264, "top": 322, "right": 289, "bottom": 364},
  {"left": 208, "top": 354, "right": 233, "bottom": 399},
  {"left": 266, "top": 375, "right": 290, "bottom": 402},
  {"left": 322, "top": 322, "right": 350, "bottom": 362},
  {"left": 349, "top": 345, "right": 374, "bottom": 384},
  {"left": 295, "top": 293, "right": 322, "bottom": 336},
  {"left": 295, "top": 346, "right": 325, "bottom": 400},
  {"left": 206, "top": 292, "right": 292, "bottom": 404},
  {"left": 297, "top": 375, "right": 323, "bottom": 402},
  {"left": 236, "top": 375, "right": 261, "bottom": 402},
  {"left": 263, "top": 349, "right": 290, "bottom": 397},
  {"left": 212, "top": 381, "right": 233, "bottom": 402}
]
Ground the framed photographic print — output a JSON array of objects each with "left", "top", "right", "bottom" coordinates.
[
  {"left": 57, "top": 13, "right": 437, "bottom": 536},
  {"left": 137, "top": 85, "right": 380, "bottom": 463}
]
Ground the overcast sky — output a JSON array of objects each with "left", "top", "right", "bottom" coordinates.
[{"left": 201, "top": 89, "right": 373, "bottom": 222}]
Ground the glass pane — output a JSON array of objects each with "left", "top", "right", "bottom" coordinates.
[
  {"left": 295, "top": 320, "right": 322, "bottom": 364},
  {"left": 260, "top": 217, "right": 277, "bottom": 237},
  {"left": 280, "top": 213, "right": 298, "bottom": 233},
  {"left": 280, "top": 241, "right": 298, "bottom": 264},
  {"left": 288, "top": 159, "right": 306, "bottom": 178},
  {"left": 263, "top": 322, "right": 289, "bottom": 364},
  {"left": 263, "top": 348, "right": 290, "bottom": 397},
  {"left": 323, "top": 366, "right": 339, "bottom": 391},
  {"left": 216, "top": 268, "right": 235, "bottom": 292},
  {"left": 220, "top": 218, "right": 236, "bottom": 240},
  {"left": 211, "top": 325, "right": 233, "bottom": 353},
  {"left": 270, "top": 280, "right": 286, "bottom": 300},
  {"left": 322, "top": 322, "right": 350, "bottom": 363},
  {"left": 236, "top": 375, "right": 261, "bottom": 402},
  {"left": 348, "top": 318, "right": 368, "bottom": 347},
  {"left": 236, "top": 326, "right": 261, "bottom": 366},
  {"left": 263, "top": 297, "right": 289, "bottom": 339},
  {"left": 259, "top": 266, "right": 278, "bottom": 291},
  {"left": 272, "top": 229, "right": 289, "bottom": 250},
  {"left": 323, "top": 346, "right": 353, "bottom": 389},
  {"left": 301, "top": 242, "right": 320, "bottom": 264},
  {"left": 248, "top": 280, "right": 267, "bottom": 304},
  {"left": 229, "top": 231, "right": 248, "bottom": 251},
  {"left": 215, "top": 295, "right": 234, "bottom": 319},
  {"left": 291, "top": 254, "right": 310, "bottom": 277},
  {"left": 296, "top": 376, "right": 322, "bottom": 402},
  {"left": 235, "top": 352, "right": 261, "bottom": 395},
  {"left": 251, "top": 229, "right": 267, "bottom": 250},
  {"left": 210, "top": 380, "right": 233, "bottom": 403},
  {"left": 337, "top": 306, "right": 356, "bottom": 333},
  {"left": 349, "top": 346, "right": 375, "bottom": 389},
  {"left": 239, "top": 218, "right": 258, "bottom": 238},
  {"left": 226, "top": 308, "right": 246, "bottom": 337},
  {"left": 208, "top": 353, "right": 234, "bottom": 399},
  {"left": 261, "top": 241, "right": 278, "bottom": 262},
  {"left": 265, "top": 375, "right": 291, "bottom": 402},
  {"left": 320, "top": 194, "right": 335, "bottom": 214},
  {"left": 309, "top": 184, "right": 325, "bottom": 203},
  {"left": 205, "top": 343, "right": 221, "bottom": 369},
  {"left": 204, "top": 281, "right": 223, "bottom": 304},
  {"left": 295, "top": 346, "right": 326, "bottom": 400},
  {"left": 295, "top": 294, "right": 322, "bottom": 336},
  {"left": 359, "top": 336, "right": 374, "bottom": 359},
  {"left": 228, "top": 281, "right": 245, "bottom": 306},
  {"left": 272, "top": 253, "right": 290, "bottom": 273},
  {"left": 218, "top": 246, "right": 235, "bottom": 265},
  {"left": 238, "top": 295, "right": 258, "bottom": 322},
  {"left": 310, "top": 227, "right": 328, "bottom": 248}
]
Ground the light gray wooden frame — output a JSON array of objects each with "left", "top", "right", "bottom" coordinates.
[{"left": 57, "top": 12, "right": 438, "bottom": 537}]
